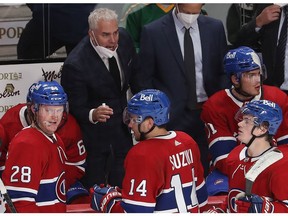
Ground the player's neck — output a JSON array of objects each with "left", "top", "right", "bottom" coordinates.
[
  {"left": 231, "top": 88, "right": 254, "bottom": 102},
  {"left": 146, "top": 127, "right": 169, "bottom": 139},
  {"left": 247, "top": 139, "right": 271, "bottom": 157}
]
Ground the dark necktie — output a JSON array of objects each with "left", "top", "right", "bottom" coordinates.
[
  {"left": 108, "top": 56, "right": 121, "bottom": 90},
  {"left": 184, "top": 27, "right": 197, "bottom": 110},
  {"left": 275, "top": 6, "right": 288, "bottom": 86}
]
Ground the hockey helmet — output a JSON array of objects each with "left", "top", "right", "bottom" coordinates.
[
  {"left": 235, "top": 100, "right": 282, "bottom": 135},
  {"left": 224, "top": 46, "right": 266, "bottom": 81},
  {"left": 31, "top": 81, "right": 68, "bottom": 112},
  {"left": 123, "top": 89, "right": 170, "bottom": 126},
  {"left": 26, "top": 82, "right": 37, "bottom": 104}
]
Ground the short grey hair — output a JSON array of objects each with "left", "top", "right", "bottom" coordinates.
[{"left": 88, "top": 8, "right": 118, "bottom": 30}]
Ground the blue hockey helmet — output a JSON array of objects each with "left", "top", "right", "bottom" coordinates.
[
  {"left": 223, "top": 46, "right": 266, "bottom": 81},
  {"left": 26, "top": 82, "right": 37, "bottom": 104},
  {"left": 123, "top": 89, "right": 170, "bottom": 126},
  {"left": 235, "top": 100, "right": 282, "bottom": 135},
  {"left": 31, "top": 81, "right": 68, "bottom": 112}
]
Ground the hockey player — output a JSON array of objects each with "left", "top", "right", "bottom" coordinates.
[
  {"left": 2, "top": 81, "right": 68, "bottom": 212},
  {"left": 0, "top": 81, "right": 88, "bottom": 204},
  {"left": 0, "top": 83, "right": 36, "bottom": 174},
  {"left": 200, "top": 46, "right": 288, "bottom": 195},
  {"left": 89, "top": 89, "right": 208, "bottom": 213},
  {"left": 221, "top": 100, "right": 288, "bottom": 213}
]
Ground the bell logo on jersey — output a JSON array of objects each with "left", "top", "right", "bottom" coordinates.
[{"left": 140, "top": 94, "right": 153, "bottom": 101}]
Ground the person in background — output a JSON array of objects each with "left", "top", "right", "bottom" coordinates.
[
  {"left": 90, "top": 89, "right": 208, "bottom": 213},
  {"left": 0, "top": 81, "right": 88, "bottom": 204},
  {"left": 2, "top": 81, "right": 68, "bottom": 212},
  {"left": 208, "top": 100, "right": 288, "bottom": 213},
  {"left": 17, "top": 3, "right": 96, "bottom": 59},
  {"left": 201, "top": 46, "right": 288, "bottom": 196},
  {"left": 119, "top": 3, "right": 146, "bottom": 27},
  {"left": 226, "top": 4, "right": 261, "bottom": 52},
  {"left": 61, "top": 8, "right": 140, "bottom": 189},
  {"left": 232, "top": 4, "right": 288, "bottom": 89},
  {"left": 137, "top": 3, "right": 229, "bottom": 176},
  {"left": 123, "top": 3, "right": 209, "bottom": 53},
  {"left": 0, "top": 123, "right": 7, "bottom": 213},
  {"left": 125, "top": 3, "right": 175, "bottom": 53},
  {"left": 0, "top": 122, "right": 7, "bottom": 176}
]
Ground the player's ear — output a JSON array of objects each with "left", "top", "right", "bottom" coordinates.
[
  {"left": 259, "top": 122, "right": 269, "bottom": 134},
  {"left": 231, "top": 74, "right": 240, "bottom": 87},
  {"left": 142, "top": 117, "right": 155, "bottom": 132},
  {"left": 31, "top": 104, "right": 36, "bottom": 114},
  {"left": 255, "top": 124, "right": 268, "bottom": 136}
]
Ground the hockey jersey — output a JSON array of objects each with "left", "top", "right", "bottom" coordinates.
[
  {"left": 226, "top": 145, "right": 288, "bottom": 213},
  {"left": 0, "top": 103, "right": 86, "bottom": 189},
  {"left": 201, "top": 85, "right": 288, "bottom": 173},
  {"left": 111, "top": 131, "right": 208, "bottom": 213},
  {"left": 2, "top": 127, "right": 66, "bottom": 212}
]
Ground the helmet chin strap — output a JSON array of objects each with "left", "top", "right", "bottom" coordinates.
[
  {"left": 245, "top": 126, "right": 268, "bottom": 148},
  {"left": 138, "top": 123, "right": 156, "bottom": 141}
]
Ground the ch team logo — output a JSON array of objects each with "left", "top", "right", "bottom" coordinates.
[
  {"left": 228, "top": 188, "right": 244, "bottom": 213},
  {"left": 55, "top": 172, "right": 66, "bottom": 203}
]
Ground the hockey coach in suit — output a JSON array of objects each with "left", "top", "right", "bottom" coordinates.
[{"left": 61, "top": 8, "right": 140, "bottom": 189}]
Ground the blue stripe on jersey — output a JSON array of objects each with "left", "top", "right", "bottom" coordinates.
[
  {"left": 210, "top": 138, "right": 237, "bottom": 163},
  {"left": 37, "top": 179, "right": 60, "bottom": 203},
  {"left": 7, "top": 178, "right": 63, "bottom": 204},
  {"left": 196, "top": 181, "right": 208, "bottom": 206},
  {"left": 121, "top": 182, "right": 207, "bottom": 213},
  {"left": 8, "top": 188, "right": 37, "bottom": 201},
  {"left": 277, "top": 135, "right": 288, "bottom": 145}
]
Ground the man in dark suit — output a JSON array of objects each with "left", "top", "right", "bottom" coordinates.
[
  {"left": 138, "top": 3, "right": 229, "bottom": 176},
  {"left": 226, "top": 4, "right": 262, "bottom": 52},
  {"left": 233, "top": 4, "right": 288, "bottom": 89},
  {"left": 17, "top": 3, "right": 96, "bottom": 59},
  {"left": 61, "top": 8, "right": 140, "bottom": 189}
]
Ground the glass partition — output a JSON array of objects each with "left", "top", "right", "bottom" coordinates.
[{"left": 0, "top": 3, "right": 231, "bottom": 62}]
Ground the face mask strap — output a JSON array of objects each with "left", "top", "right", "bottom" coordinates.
[{"left": 91, "top": 31, "right": 100, "bottom": 46}]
